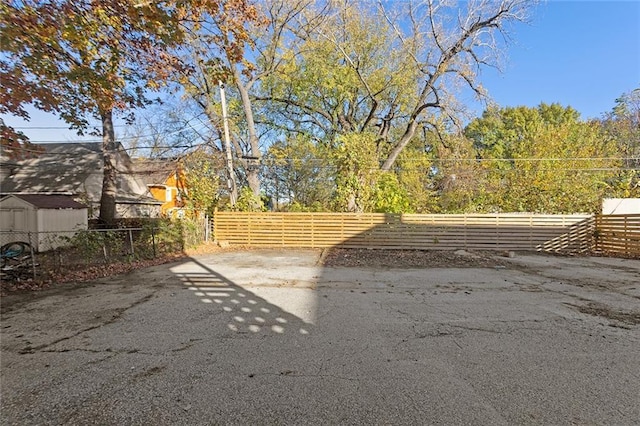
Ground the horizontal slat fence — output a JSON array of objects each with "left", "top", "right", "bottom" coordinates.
[
  {"left": 212, "top": 212, "right": 594, "bottom": 253},
  {"left": 595, "top": 214, "right": 640, "bottom": 257}
]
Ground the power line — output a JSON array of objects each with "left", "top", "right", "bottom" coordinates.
[
  {"left": 1, "top": 145, "right": 221, "bottom": 162},
  {"left": 270, "top": 156, "right": 636, "bottom": 163},
  {"left": 7, "top": 117, "right": 212, "bottom": 144},
  {"left": 4, "top": 142, "right": 637, "bottom": 167},
  {"left": 6, "top": 124, "right": 220, "bottom": 158},
  {"left": 9, "top": 125, "right": 127, "bottom": 129},
  {"left": 6, "top": 164, "right": 640, "bottom": 175}
]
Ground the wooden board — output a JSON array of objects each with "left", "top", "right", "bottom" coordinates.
[{"left": 212, "top": 212, "right": 596, "bottom": 254}]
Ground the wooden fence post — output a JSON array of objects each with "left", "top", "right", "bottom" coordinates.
[
  {"left": 212, "top": 209, "right": 218, "bottom": 243},
  {"left": 625, "top": 215, "right": 629, "bottom": 255},
  {"left": 594, "top": 215, "right": 600, "bottom": 252}
]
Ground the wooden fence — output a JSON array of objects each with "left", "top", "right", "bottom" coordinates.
[
  {"left": 594, "top": 214, "right": 640, "bottom": 257},
  {"left": 212, "top": 212, "right": 596, "bottom": 253}
]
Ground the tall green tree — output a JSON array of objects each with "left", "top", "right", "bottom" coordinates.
[
  {"left": 465, "top": 103, "right": 581, "bottom": 156},
  {"left": 260, "top": 0, "right": 533, "bottom": 169},
  {"left": 465, "top": 104, "right": 622, "bottom": 213},
  {"left": 263, "top": 136, "right": 334, "bottom": 210},
  {"left": 332, "top": 132, "right": 381, "bottom": 212},
  {"left": 261, "top": 2, "right": 418, "bottom": 148},
  {"left": 1, "top": 1, "right": 177, "bottom": 223},
  {"left": 180, "top": 148, "right": 224, "bottom": 215},
  {"left": 432, "top": 133, "right": 489, "bottom": 213},
  {"left": 169, "top": 0, "right": 326, "bottom": 204},
  {"left": 600, "top": 88, "right": 640, "bottom": 196}
]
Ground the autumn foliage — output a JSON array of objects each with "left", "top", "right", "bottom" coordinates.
[{"left": 0, "top": 0, "right": 261, "bottom": 222}]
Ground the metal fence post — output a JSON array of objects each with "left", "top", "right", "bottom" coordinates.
[
  {"left": 29, "top": 232, "right": 36, "bottom": 280},
  {"left": 151, "top": 227, "right": 157, "bottom": 258},
  {"left": 128, "top": 229, "right": 134, "bottom": 257}
]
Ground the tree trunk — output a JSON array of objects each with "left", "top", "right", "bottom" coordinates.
[
  {"left": 381, "top": 120, "right": 419, "bottom": 171},
  {"left": 98, "top": 109, "right": 118, "bottom": 226},
  {"left": 233, "top": 67, "right": 261, "bottom": 198}
]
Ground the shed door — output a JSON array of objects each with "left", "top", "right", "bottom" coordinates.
[{"left": 0, "top": 208, "right": 27, "bottom": 231}]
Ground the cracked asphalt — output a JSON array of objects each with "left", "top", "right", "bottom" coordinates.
[{"left": 1, "top": 249, "right": 639, "bottom": 425}]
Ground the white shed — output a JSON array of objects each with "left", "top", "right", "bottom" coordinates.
[
  {"left": 602, "top": 198, "right": 640, "bottom": 214},
  {"left": 0, "top": 194, "right": 88, "bottom": 252}
]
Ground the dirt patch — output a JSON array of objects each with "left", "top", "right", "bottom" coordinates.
[
  {"left": 0, "top": 241, "right": 227, "bottom": 297},
  {"left": 566, "top": 302, "right": 640, "bottom": 326},
  {"left": 321, "top": 248, "right": 510, "bottom": 268},
  {"left": 0, "top": 254, "right": 187, "bottom": 296}
]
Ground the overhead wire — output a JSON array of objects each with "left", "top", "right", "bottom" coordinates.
[
  {"left": 265, "top": 156, "right": 636, "bottom": 162},
  {"left": 6, "top": 164, "right": 639, "bottom": 175},
  {"left": 1, "top": 127, "right": 214, "bottom": 157},
  {"left": 3, "top": 123, "right": 638, "bottom": 177},
  {"left": 3, "top": 143, "right": 638, "bottom": 173},
  {"left": 6, "top": 115, "right": 212, "bottom": 145},
  {"left": 9, "top": 125, "right": 128, "bottom": 129}
]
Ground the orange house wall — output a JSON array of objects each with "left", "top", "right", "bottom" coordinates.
[{"left": 148, "top": 170, "right": 186, "bottom": 216}]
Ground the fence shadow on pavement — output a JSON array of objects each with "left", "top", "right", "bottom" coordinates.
[{"left": 170, "top": 257, "right": 314, "bottom": 336}]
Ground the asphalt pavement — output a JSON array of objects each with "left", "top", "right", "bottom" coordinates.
[{"left": 1, "top": 249, "right": 639, "bottom": 425}]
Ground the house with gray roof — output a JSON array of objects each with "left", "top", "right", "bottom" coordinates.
[{"left": 0, "top": 142, "right": 162, "bottom": 219}]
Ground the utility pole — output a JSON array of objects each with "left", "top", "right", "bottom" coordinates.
[{"left": 219, "top": 81, "right": 237, "bottom": 206}]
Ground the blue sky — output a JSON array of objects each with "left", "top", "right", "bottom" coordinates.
[
  {"left": 473, "top": 0, "right": 640, "bottom": 119},
  {"left": 3, "top": 0, "right": 640, "bottom": 143}
]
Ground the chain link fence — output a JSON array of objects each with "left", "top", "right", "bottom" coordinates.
[{"left": 1, "top": 217, "right": 208, "bottom": 284}]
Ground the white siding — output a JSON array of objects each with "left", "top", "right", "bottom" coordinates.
[
  {"left": 36, "top": 208, "right": 88, "bottom": 251},
  {"left": 603, "top": 198, "right": 640, "bottom": 214},
  {"left": 0, "top": 195, "right": 88, "bottom": 251}
]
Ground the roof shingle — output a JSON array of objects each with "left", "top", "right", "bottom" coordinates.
[{"left": 7, "top": 194, "right": 87, "bottom": 209}]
